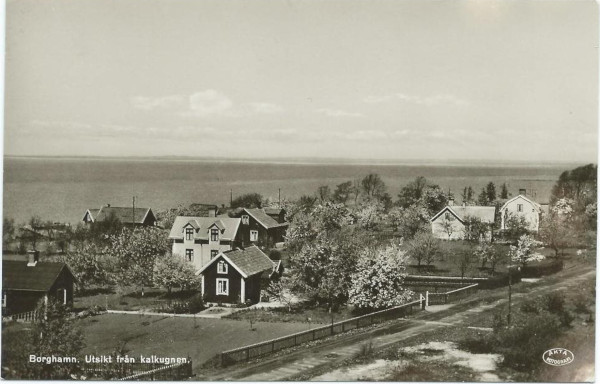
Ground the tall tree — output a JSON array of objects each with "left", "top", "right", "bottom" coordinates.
[
  {"left": 477, "top": 187, "right": 489, "bottom": 205},
  {"left": 500, "top": 183, "right": 509, "bottom": 199},
  {"left": 59, "top": 243, "right": 112, "bottom": 292},
  {"left": 406, "top": 231, "right": 439, "bottom": 267},
  {"left": 332, "top": 181, "right": 353, "bottom": 204},
  {"left": 3, "top": 217, "right": 15, "bottom": 251},
  {"left": 361, "top": 173, "right": 386, "bottom": 199},
  {"left": 486, "top": 182, "right": 497, "bottom": 202},
  {"left": 154, "top": 255, "right": 198, "bottom": 294},
  {"left": 317, "top": 185, "right": 331, "bottom": 202}
]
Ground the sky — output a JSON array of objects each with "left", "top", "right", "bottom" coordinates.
[{"left": 4, "top": 0, "right": 599, "bottom": 162}]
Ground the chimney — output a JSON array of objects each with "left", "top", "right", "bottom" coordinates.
[
  {"left": 448, "top": 199, "right": 454, "bottom": 206},
  {"left": 27, "top": 250, "right": 39, "bottom": 267},
  {"left": 462, "top": 202, "right": 466, "bottom": 207},
  {"left": 519, "top": 189, "right": 526, "bottom": 196}
]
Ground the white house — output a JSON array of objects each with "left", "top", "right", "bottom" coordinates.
[
  {"left": 499, "top": 194, "right": 543, "bottom": 232},
  {"left": 168, "top": 216, "right": 242, "bottom": 270},
  {"left": 430, "top": 204, "right": 496, "bottom": 240}
]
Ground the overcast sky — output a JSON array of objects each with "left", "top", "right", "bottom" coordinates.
[{"left": 4, "top": 0, "right": 598, "bottom": 162}]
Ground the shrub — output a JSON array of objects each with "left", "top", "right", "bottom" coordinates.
[
  {"left": 269, "top": 250, "right": 282, "bottom": 260},
  {"left": 521, "top": 260, "right": 563, "bottom": 278},
  {"left": 478, "top": 271, "right": 521, "bottom": 289},
  {"left": 545, "top": 292, "right": 565, "bottom": 314},
  {"left": 573, "top": 293, "right": 591, "bottom": 314},
  {"left": 187, "top": 293, "right": 205, "bottom": 313}
]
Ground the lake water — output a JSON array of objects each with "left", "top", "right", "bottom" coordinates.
[{"left": 3, "top": 157, "right": 569, "bottom": 224}]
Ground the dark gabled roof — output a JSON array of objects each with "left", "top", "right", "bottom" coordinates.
[
  {"left": 197, "top": 245, "right": 275, "bottom": 278},
  {"left": 2, "top": 261, "right": 75, "bottom": 292},
  {"left": 86, "top": 206, "right": 155, "bottom": 224},
  {"left": 243, "top": 208, "right": 288, "bottom": 229}
]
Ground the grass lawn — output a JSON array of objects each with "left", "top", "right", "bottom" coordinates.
[
  {"left": 225, "top": 303, "right": 358, "bottom": 325},
  {"left": 77, "top": 313, "right": 309, "bottom": 371},
  {"left": 73, "top": 286, "right": 200, "bottom": 312}
]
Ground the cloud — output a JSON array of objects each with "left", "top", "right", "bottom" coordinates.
[
  {"left": 186, "top": 90, "right": 233, "bottom": 117},
  {"left": 316, "top": 108, "right": 365, "bottom": 118},
  {"left": 131, "top": 95, "right": 186, "bottom": 110},
  {"left": 364, "top": 93, "right": 469, "bottom": 107},
  {"left": 246, "top": 102, "right": 284, "bottom": 114}
]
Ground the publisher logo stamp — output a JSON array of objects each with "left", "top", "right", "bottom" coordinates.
[{"left": 543, "top": 348, "right": 574, "bottom": 366}]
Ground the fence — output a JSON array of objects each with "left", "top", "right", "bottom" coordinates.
[
  {"left": 220, "top": 298, "right": 425, "bottom": 367},
  {"left": 427, "top": 284, "right": 478, "bottom": 305},
  {"left": 3, "top": 309, "right": 40, "bottom": 323},
  {"left": 81, "top": 360, "right": 192, "bottom": 381}
]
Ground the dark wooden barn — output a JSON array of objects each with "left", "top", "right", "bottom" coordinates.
[
  {"left": 2, "top": 253, "right": 76, "bottom": 315},
  {"left": 197, "top": 246, "right": 280, "bottom": 304}
]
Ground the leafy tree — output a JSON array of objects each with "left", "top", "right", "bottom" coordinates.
[
  {"left": 3, "top": 300, "right": 85, "bottom": 379},
  {"left": 317, "top": 185, "right": 331, "bottom": 202},
  {"left": 486, "top": 182, "right": 497, "bottom": 202},
  {"left": 3, "top": 217, "right": 15, "bottom": 250},
  {"left": 406, "top": 231, "right": 439, "bottom": 267},
  {"left": 231, "top": 193, "right": 263, "bottom": 209},
  {"left": 361, "top": 173, "right": 386, "bottom": 199},
  {"left": 154, "top": 255, "right": 198, "bottom": 294},
  {"left": 477, "top": 187, "right": 489, "bottom": 205},
  {"left": 88, "top": 211, "right": 124, "bottom": 242},
  {"left": 500, "top": 183, "right": 509, "bottom": 199},
  {"left": 354, "top": 200, "right": 385, "bottom": 230},
  {"left": 473, "top": 240, "right": 503, "bottom": 274},
  {"left": 439, "top": 215, "right": 456, "bottom": 240},
  {"left": 454, "top": 248, "right": 475, "bottom": 279},
  {"left": 398, "top": 176, "right": 428, "bottom": 208},
  {"left": 59, "top": 243, "right": 112, "bottom": 292},
  {"left": 296, "top": 195, "right": 318, "bottom": 213},
  {"left": 388, "top": 206, "right": 429, "bottom": 240},
  {"left": 551, "top": 163, "right": 597, "bottom": 208},
  {"left": 21, "top": 215, "right": 45, "bottom": 251},
  {"left": 503, "top": 212, "right": 531, "bottom": 241},
  {"left": 397, "top": 177, "right": 449, "bottom": 214},
  {"left": 539, "top": 204, "right": 576, "bottom": 258},
  {"left": 291, "top": 228, "right": 363, "bottom": 312},
  {"left": 509, "top": 234, "right": 544, "bottom": 267},
  {"left": 267, "top": 275, "right": 297, "bottom": 312},
  {"left": 349, "top": 243, "right": 413, "bottom": 310},
  {"left": 109, "top": 227, "right": 171, "bottom": 295},
  {"left": 331, "top": 181, "right": 351, "bottom": 204},
  {"left": 462, "top": 216, "right": 490, "bottom": 242}
]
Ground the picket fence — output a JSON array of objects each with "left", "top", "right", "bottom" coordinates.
[
  {"left": 3, "top": 309, "right": 40, "bottom": 323},
  {"left": 220, "top": 297, "right": 425, "bottom": 367},
  {"left": 426, "top": 284, "right": 479, "bottom": 305}
]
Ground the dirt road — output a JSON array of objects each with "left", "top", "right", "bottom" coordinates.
[{"left": 197, "top": 264, "right": 595, "bottom": 381}]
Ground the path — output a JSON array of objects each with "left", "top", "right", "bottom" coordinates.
[{"left": 198, "top": 266, "right": 595, "bottom": 381}]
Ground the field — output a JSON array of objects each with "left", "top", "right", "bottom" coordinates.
[{"left": 77, "top": 313, "right": 309, "bottom": 371}]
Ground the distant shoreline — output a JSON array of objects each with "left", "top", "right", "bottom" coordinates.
[{"left": 3, "top": 155, "right": 587, "bottom": 168}]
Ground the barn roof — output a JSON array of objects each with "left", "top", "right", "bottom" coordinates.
[
  {"left": 431, "top": 205, "right": 496, "bottom": 224},
  {"left": 196, "top": 246, "right": 276, "bottom": 278},
  {"left": 169, "top": 216, "right": 241, "bottom": 240},
  {"left": 86, "top": 206, "right": 154, "bottom": 224},
  {"left": 2, "top": 261, "right": 75, "bottom": 292},
  {"left": 243, "top": 208, "right": 288, "bottom": 229}
]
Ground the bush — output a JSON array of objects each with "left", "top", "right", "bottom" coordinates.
[
  {"left": 269, "top": 250, "right": 281, "bottom": 260},
  {"left": 187, "top": 293, "right": 205, "bottom": 313},
  {"left": 521, "top": 261, "right": 563, "bottom": 278},
  {"left": 545, "top": 292, "right": 565, "bottom": 314}
]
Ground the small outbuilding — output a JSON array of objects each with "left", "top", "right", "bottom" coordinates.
[
  {"left": 197, "top": 245, "right": 281, "bottom": 304},
  {"left": 2, "top": 252, "right": 76, "bottom": 315}
]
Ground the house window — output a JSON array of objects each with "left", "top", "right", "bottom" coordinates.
[
  {"left": 217, "top": 260, "right": 228, "bottom": 274},
  {"left": 250, "top": 230, "right": 259, "bottom": 242},
  {"left": 242, "top": 215, "right": 249, "bottom": 225},
  {"left": 185, "top": 228, "right": 194, "bottom": 240},
  {"left": 517, "top": 204, "right": 523, "bottom": 212},
  {"left": 211, "top": 250, "right": 219, "bottom": 259},
  {"left": 216, "top": 278, "right": 229, "bottom": 295},
  {"left": 2, "top": 293, "right": 6, "bottom": 308},
  {"left": 211, "top": 228, "right": 219, "bottom": 242},
  {"left": 57, "top": 288, "right": 67, "bottom": 305},
  {"left": 185, "top": 249, "right": 194, "bottom": 262}
]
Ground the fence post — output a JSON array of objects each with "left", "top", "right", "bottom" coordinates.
[{"left": 426, "top": 291, "right": 429, "bottom": 307}]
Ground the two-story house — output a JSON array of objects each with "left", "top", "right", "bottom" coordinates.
[
  {"left": 169, "top": 216, "right": 242, "bottom": 270},
  {"left": 236, "top": 208, "right": 288, "bottom": 248},
  {"left": 499, "top": 194, "right": 543, "bottom": 232}
]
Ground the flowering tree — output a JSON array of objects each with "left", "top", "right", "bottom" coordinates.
[
  {"left": 406, "top": 231, "right": 439, "bottom": 268},
  {"left": 354, "top": 200, "right": 385, "bottom": 230},
  {"left": 59, "top": 243, "right": 112, "bottom": 291},
  {"left": 509, "top": 234, "right": 544, "bottom": 267},
  {"left": 473, "top": 240, "right": 503, "bottom": 275},
  {"left": 154, "top": 255, "right": 198, "bottom": 294},
  {"left": 388, "top": 205, "right": 429, "bottom": 240},
  {"left": 109, "top": 227, "right": 171, "bottom": 295},
  {"left": 349, "top": 243, "right": 413, "bottom": 310}
]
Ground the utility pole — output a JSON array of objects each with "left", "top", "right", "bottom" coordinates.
[
  {"left": 278, "top": 188, "right": 281, "bottom": 206},
  {"left": 230, "top": 190, "right": 233, "bottom": 207},
  {"left": 132, "top": 196, "right": 136, "bottom": 227}
]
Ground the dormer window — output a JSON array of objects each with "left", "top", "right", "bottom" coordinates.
[
  {"left": 211, "top": 228, "right": 219, "bottom": 242},
  {"left": 242, "top": 215, "right": 249, "bottom": 225},
  {"left": 217, "top": 260, "right": 228, "bottom": 274},
  {"left": 185, "top": 228, "right": 194, "bottom": 241}
]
